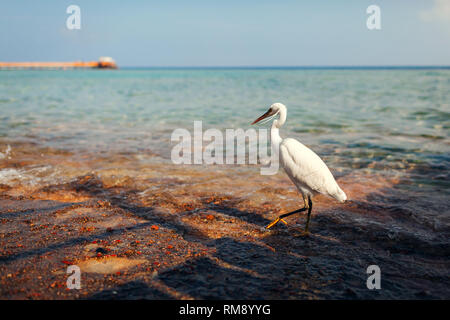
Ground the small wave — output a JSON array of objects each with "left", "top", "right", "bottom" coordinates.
[
  {"left": 0, "top": 145, "right": 11, "bottom": 159},
  {"left": 0, "top": 165, "right": 55, "bottom": 186}
]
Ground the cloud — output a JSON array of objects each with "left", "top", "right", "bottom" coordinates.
[{"left": 420, "top": 0, "right": 450, "bottom": 25}]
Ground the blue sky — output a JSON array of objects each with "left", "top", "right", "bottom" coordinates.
[{"left": 1, "top": 0, "right": 450, "bottom": 66}]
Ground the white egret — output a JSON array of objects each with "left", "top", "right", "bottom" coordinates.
[{"left": 252, "top": 103, "right": 347, "bottom": 233}]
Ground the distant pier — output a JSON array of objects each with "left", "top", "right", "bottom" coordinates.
[{"left": 0, "top": 57, "right": 117, "bottom": 70}]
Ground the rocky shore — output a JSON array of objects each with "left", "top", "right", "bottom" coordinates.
[{"left": 0, "top": 141, "right": 448, "bottom": 299}]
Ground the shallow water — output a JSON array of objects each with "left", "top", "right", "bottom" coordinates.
[
  {"left": 0, "top": 144, "right": 449, "bottom": 299},
  {"left": 0, "top": 68, "right": 449, "bottom": 247}
]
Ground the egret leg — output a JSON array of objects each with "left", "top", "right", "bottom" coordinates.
[
  {"left": 265, "top": 206, "right": 307, "bottom": 229},
  {"left": 304, "top": 196, "right": 313, "bottom": 233}
]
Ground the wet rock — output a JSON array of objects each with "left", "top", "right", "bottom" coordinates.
[{"left": 77, "top": 257, "right": 146, "bottom": 274}]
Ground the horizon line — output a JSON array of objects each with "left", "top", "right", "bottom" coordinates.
[{"left": 118, "top": 65, "right": 450, "bottom": 69}]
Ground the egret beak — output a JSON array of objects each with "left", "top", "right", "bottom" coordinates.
[{"left": 251, "top": 110, "right": 272, "bottom": 125}]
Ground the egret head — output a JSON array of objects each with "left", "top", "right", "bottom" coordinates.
[{"left": 251, "top": 103, "right": 286, "bottom": 125}]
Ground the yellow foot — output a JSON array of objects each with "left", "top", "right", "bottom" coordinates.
[{"left": 265, "top": 217, "right": 288, "bottom": 229}]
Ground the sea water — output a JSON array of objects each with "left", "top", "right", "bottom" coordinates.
[{"left": 0, "top": 67, "right": 449, "bottom": 230}]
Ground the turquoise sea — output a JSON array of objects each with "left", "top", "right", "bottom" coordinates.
[{"left": 0, "top": 68, "right": 449, "bottom": 229}]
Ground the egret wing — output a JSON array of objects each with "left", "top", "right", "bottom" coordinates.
[{"left": 280, "top": 138, "right": 344, "bottom": 200}]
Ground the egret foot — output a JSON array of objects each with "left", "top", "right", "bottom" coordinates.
[
  {"left": 265, "top": 206, "right": 308, "bottom": 230},
  {"left": 265, "top": 217, "right": 288, "bottom": 229}
]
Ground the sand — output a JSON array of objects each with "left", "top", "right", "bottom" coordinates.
[{"left": 0, "top": 141, "right": 448, "bottom": 299}]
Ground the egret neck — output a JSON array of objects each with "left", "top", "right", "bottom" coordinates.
[{"left": 271, "top": 107, "right": 286, "bottom": 154}]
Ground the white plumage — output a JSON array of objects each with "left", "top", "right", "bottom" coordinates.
[
  {"left": 280, "top": 138, "right": 347, "bottom": 202},
  {"left": 252, "top": 103, "right": 347, "bottom": 233}
]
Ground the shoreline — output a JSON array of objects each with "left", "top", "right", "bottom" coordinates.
[{"left": 0, "top": 141, "right": 449, "bottom": 299}]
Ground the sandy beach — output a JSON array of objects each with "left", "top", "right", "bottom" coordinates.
[{"left": 1, "top": 140, "right": 448, "bottom": 299}]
